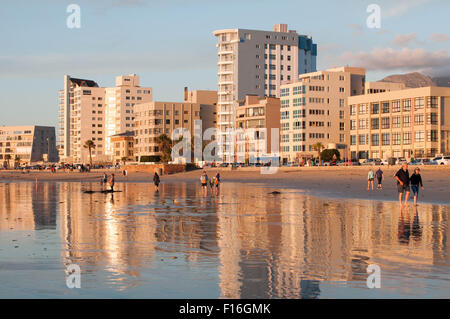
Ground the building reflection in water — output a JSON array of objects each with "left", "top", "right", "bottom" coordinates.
[{"left": 0, "top": 181, "right": 449, "bottom": 298}]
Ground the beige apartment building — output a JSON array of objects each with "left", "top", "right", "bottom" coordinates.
[
  {"left": 59, "top": 74, "right": 152, "bottom": 164},
  {"left": 279, "top": 67, "right": 366, "bottom": 164},
  {"left": 235, "top": 95, "right": 280, "bottom": 162},
  {"left": 134, "top": 89, "right": 217, "bottom": 162},
  {"left": 349, "top": 86, "right": 450, "bottom": 160},
  {"left": 0, "top": 126, "right": 57, "bottom": 168},
  {"left": 111, "top": 131, "right": 135, "bottom": 164},
  {"left": 213, "top": 24, "right": 317, "bottom": 161}
]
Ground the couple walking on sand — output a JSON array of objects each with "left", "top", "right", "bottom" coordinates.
[
  {"left": 395, "top": 163, "right": 424, "bottom": 206},
  {"left": 367, "top": 167, "right": 384, "bottom": 190},
  {"left": 201, "top": 171, "right": 220, "bottom": 196}
]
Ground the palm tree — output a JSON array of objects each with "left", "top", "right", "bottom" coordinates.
[
  {"left": 156, "top": 134, "right": 173, "bottom": 163},
  {"left": 14, "top": 155, "right": 20, "bottom": 168},
  {"left": 83, "top": 140, "right": 96, "bottom": 167},
  {"left": 312, "top": 142, "right": 325, "bottom": 165}
]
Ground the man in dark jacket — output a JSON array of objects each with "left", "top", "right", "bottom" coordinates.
[{"left": 395, "top": 163, "right": 410, "bottom": 205}]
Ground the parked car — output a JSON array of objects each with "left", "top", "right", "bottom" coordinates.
[
  {"left": 432, "top": 156, "right": 450, "bottom": 165},
  {"left": 361, "top": 159, "right": 381, "bottom": 166},
  {"left": 396, "top": 158, "right": 407, "bottom": 165},
  {"left": 380, "top": 159, "right": 389, "bottom": 165}
]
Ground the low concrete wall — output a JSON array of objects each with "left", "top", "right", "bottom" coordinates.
[{"left": 123, "top": 164, "right": 186, "bottom": 175}]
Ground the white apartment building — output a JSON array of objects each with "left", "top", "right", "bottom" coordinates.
[
  {"left": 279, "top": 67, "right": 366, "bottom": 163},
  {"left": 213, "top": 24, "right": 317, "bottom": 162},
  {"left": 59, "top": 74, "right": 152, "bottom": 163}
]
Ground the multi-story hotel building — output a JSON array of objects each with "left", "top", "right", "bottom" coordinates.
[
  {"left": 134, "top": 89, "right": 217, "bottom": 162},
  {"left": 58, "top": 74, "right": 152, "bottom": 163},
  {"left": 349, "top": 86, "right": 450, "bottom": 160},
  {"left": 213, "top": 24, "right": 317, "bottom": 161},
  {"left": 279, "top": 67, "right": 366, "bottom": 164},
  {"left": 235, "top": 95, "right": 280, "bottom": 162},
  {"left": 0, "top": 126, "right": 57, "bottom": 167}
]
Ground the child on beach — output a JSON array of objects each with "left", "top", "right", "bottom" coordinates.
[
  {"left": 410, "top": 167, "right": 424, "bottom": 206},
  {"left": 367, "top": 169, "right": 375, "bottom": 190}
]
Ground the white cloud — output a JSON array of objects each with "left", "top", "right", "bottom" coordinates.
[
  {"left": 430, "top": 33, "right": 450, "bottom": 43},
  {"left": 382, "top": 0, "right": 435, "bottom": 18},
  {"left": 337, "top": 47, "right": 450, "bottom": 74},
  {"left": 392, "top": 33, "right": 420, "bottom": 47}
]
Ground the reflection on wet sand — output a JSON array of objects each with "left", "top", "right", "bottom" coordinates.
[{"left": 0, "top": 181, "right": 449, "bottom": 298}]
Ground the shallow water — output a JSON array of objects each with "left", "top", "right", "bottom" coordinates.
[{"left": 0, "top": 181, "right": 449, "bottom": 298}]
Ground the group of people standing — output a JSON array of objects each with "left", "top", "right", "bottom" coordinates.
[
  {"left": 200, "top": 171, "right": 221, "bottom": 196},
  {"left": 367, "top": 163, "right": 424, "bottom": 206},
  {"left": 100, "top": 172, "right": 115, "bottom": 192}
]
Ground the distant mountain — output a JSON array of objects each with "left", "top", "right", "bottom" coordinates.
[
  {"left": 378, "top": 72, "right": 434, "bottom": 88},
  {"left": 378, "top": 72, "right": 450, "bottom": 88}
]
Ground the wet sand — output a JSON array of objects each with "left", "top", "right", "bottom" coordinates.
[{"left": 1, "top": 166, "right": 449, "bottom": 204}]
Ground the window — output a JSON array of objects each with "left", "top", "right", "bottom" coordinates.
[
  {"left": 393, "top": 133, "right": 401, "bottom": 145},
  {"left": 351, "top": 135, "right": 357, "bottom": 145},
  {"left": 339, "top": 99, "right": 345, "bottom": 107},
  {"left": 415, "top": 97, "right": 424, "bottom": 110},
  {"left": 392, "top": 116, "right": 401, "bottom": 128},
  {"left": 350, "top": 120, "right": 356, "bottom": 130},
  {"left": 350, "top": 105, "right": 356, "bottom": 115},
  {"left": 414, "top": 114, "right": 424, "bottom": 125},
  {"left": 403, "top": 132, "right": 412, "bottom": 145},
  {"left": 281, "top": 99, "right": 290, "bottom": 108},
  {"left": 382, "top": 102, "right": 390, "bottom": 113},
  {"left": 371, "top": 118, "right": 379, "bottom": 129},
  {"left": 403, "top": 115, "right": 411, "bottom": 127},
  {"left": 281, "top": 122, "right": 289, "bottom": 131},
  {"left": 358, "top": 104, "right": 368, "bottom": 115},
  {"left": 280, "top": 88, "right": 290, "bottom": 97},
  {"left": 415, "top": 131, "right": 424, "bottom": 142},
  {"left": 339, "top": 111, "right": 344, "bottom": 119},
  {"left": 427, "top": 113, "right": 438, "bottom": 125},
  {"left": 359, "top": 134, "right": 366, "bottom": 145},
  {"left": 281, "top": 111, "right": 289, "bottom": 119},
  {"left": 403, "top": 99, "right": 411, "bottom": 111},
  {"left": 382, "top": 133, "right": 390, "bottom": 145},
  {"left": 392, "top": 100, "right": 401, "bottom": 112},
  {"left": 371, "top": 103, "right": 379, "bottom": 114},
  {"left": 293, "top": 133, "right": 305, "bottom": 142},
  {"left": 381, "top": 117, "right": 390, "bottom": 129},
  {"left": 359, "top": 119, "right": 368, "bottom": 129},
  {"left": 427, "top": 130, "right": 438, "bottom": 142},
  {"left": 372, "top": 134, "right": 379, "bottom": 146},
  {"left": 427, "top": 96, "right": 438, "bottom": 108},
  {"left": 281, "top": 134, "right": 289, "bottom": 143}
]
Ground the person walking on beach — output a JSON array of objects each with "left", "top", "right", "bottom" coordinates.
[
  {"left": 375, "top": 167, "right": 384, "bottom": 189},
  {"left": 215, "top": 171, "right": 221, "bottom": 196},
  {"left": 395, "top": 163, "right": 410, "bottom": 205},
  {"left": 367, "top": 169, "right": 375, "bottom": 190},
  {"left": 410, "top": 167, "right": 424, "bottom": 206},
  {"left": 109, "top": 173, "right": 115, "bottom": 192},
  {"left": 200, "top": 171, "right": 209, "bottom": 196},
  {"left": 209, "top": 175, "right": 215, "bottom": 196},
  {"left": 153, "top": 171, "right": 160, "bottom": 192}
]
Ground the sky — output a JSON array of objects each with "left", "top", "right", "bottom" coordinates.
[{"left": 0, "top": 0, "right": 449, "bottom": 129}]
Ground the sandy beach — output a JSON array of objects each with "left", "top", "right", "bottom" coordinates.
[{"left": 1, "top": 165, "right": 449, "bottom": 205}]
